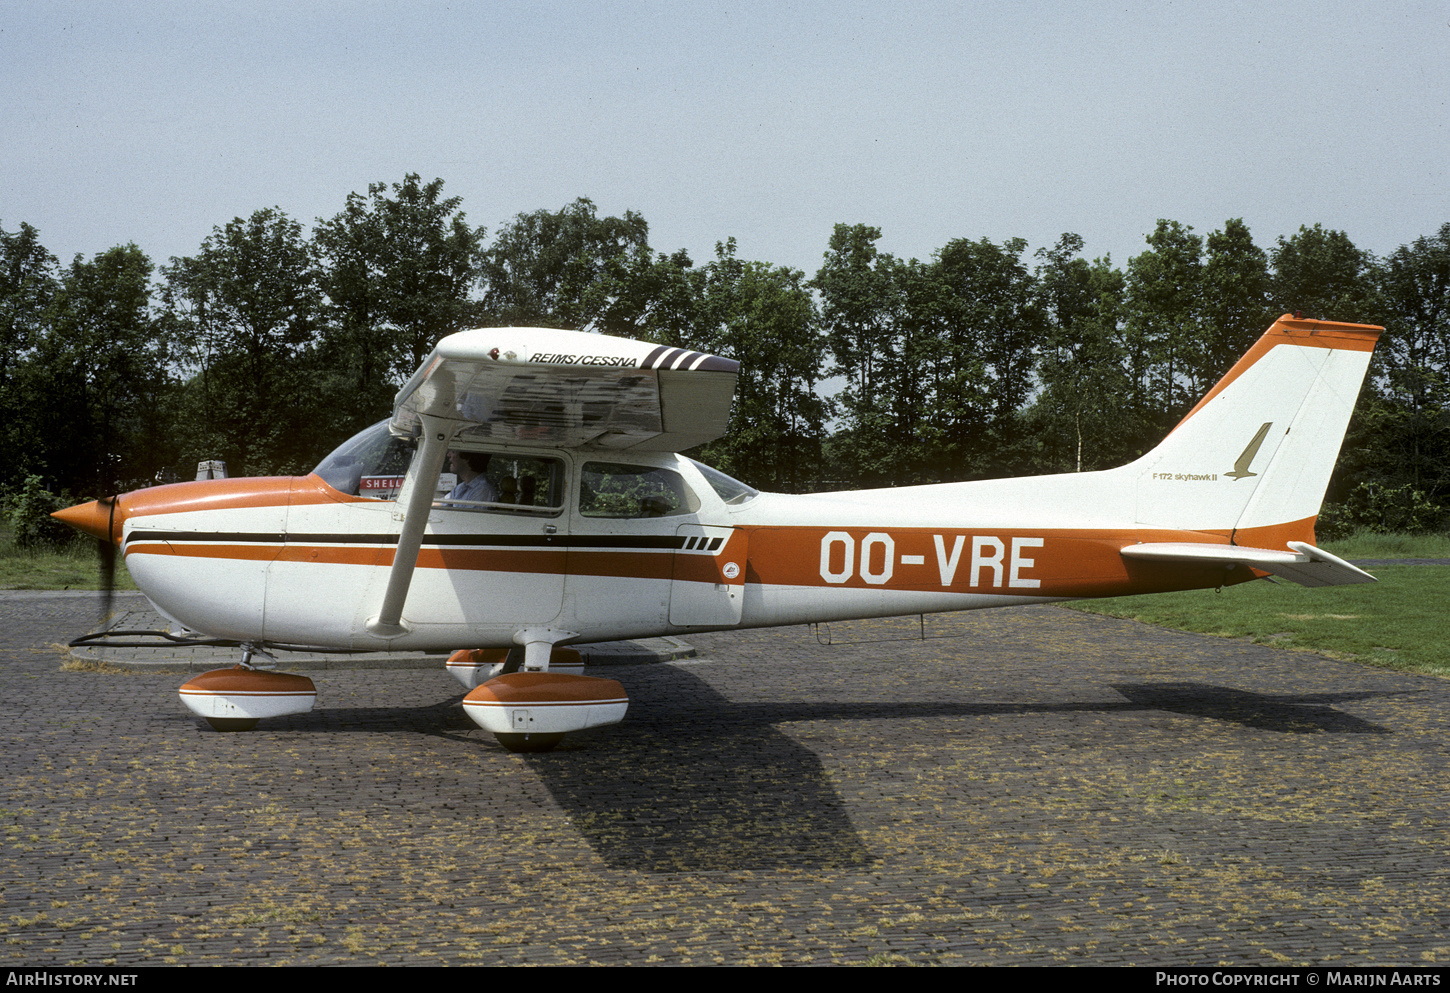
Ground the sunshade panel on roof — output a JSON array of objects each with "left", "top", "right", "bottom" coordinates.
[{"left": 390, "top": 327, "right": 738, "bottom": 452}]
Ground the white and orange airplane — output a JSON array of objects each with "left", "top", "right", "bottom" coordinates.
[{"left": 55, "top": 314, "right": 1382, "bottom": 751}]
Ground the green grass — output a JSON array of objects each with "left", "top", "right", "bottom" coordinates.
[
  {"left": 0, "top": 535, "right": 136, "bottom": 591},
  {"left": 1068, "top": 558, "right": 1450, "bottom": 678},
  {"left": 1320, "top": 531, "right": 1450, "bottom": 560}
]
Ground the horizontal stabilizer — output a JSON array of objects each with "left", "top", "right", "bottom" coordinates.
[{"left": 1120, "top": 540, "right": 1377, "bottom": 587}]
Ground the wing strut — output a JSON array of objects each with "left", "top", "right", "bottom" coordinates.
[{"left": 366, "top": 415, "right": 451, "bottom": 638}]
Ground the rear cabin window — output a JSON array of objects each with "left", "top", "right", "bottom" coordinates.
[
  {"left": 688, "top": 458, "right": 760, "bottom": 505},
  {"left": 579, "top": 463, "right": 700, "bottom": 519}
]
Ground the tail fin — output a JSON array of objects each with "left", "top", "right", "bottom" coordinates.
[{"left": 1131, "top": 314, "right": 1381, "bottom": 547}]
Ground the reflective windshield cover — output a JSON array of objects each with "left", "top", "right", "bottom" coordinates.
[{"left": 312, "top": 420, "right": 416, "bottom": 498}]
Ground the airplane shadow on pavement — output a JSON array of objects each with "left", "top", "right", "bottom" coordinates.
[{"left": 211, "top": 668, "right": 1399, "bottom": 875}]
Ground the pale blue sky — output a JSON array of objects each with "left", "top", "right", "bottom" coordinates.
[{"left": 4, "top": 0, "right": 1447, "bottom": 278}]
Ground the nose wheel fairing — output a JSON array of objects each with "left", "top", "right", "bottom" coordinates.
[{"left": 178, "top": 665, "right": 317, "bottom": 732}]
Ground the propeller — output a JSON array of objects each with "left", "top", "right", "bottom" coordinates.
[
  {"left": 95, "top": 494, "right": 118, "bottom": 625},
  {"left": 50, "top": 494, "right": 123, "bottom": 625}
]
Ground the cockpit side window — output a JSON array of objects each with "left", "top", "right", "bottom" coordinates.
[
  {"left": 579, "top": 462, "right": 700, "bottom": 518},
  {"left": 435, "top": 451, "right": 565, "bottom": 517}
]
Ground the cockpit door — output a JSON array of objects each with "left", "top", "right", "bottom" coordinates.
[{"left": 425, "top": 450, "right": 569, "bottom": 630}]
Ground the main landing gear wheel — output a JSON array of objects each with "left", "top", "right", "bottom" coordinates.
[
  {"left": 206, "top": 717, "right": 260, "bottom": 732},
  {"left": 445, "top": 646, "right": 585, "bottom": 690},
  {"left": 492, "top": 732, "right": 565, "bottom": 753},
  {"left": 462, "top": 672, "right": 629, "bottom": 753}
]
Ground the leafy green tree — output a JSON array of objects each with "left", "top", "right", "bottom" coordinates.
[
  {"left": 480, "top": 198, "right": 649, "bottom": 329},
  {"left": 4, "top": 474, "right": 78, "bottom": 550},
  {"left": 34, "top": 244, "right": 172, "bottom": 493},
  {"left": 812, "top": 224, "right": 908, "bottom": 485},
  {"left": 930, "top": 235, "right": 1045, "bottom": 477},
  {"left": 311, "top": 188, "right": 387, "bottom": 405},
  {"left": 814, "top": 224, "right": 896, "bottom": 409},
  {"left": 1124, "top": 220, "right": 1205, "bottom": 421},
  {"left": 310, "top": 175, "right": 487, "bottom": 452},
  {"left": 586, "top": 245, "right": 704, "bottom": 345},
  {"left": 160, "top": 208, "right": 322, "bottom": 475},
  {"left": 1270, "top": 223, "right": 1379, "bottom": 323},
  {"left": 314, "top": 174, "right": 487, "bottom": 392},
  {"left": 1349, "top": 223, "right": 1450, "bottom": 514},
  {"left": 1199, "top": 218, "right": 1274, "bottom": 387},
  {"left": 1030, "top": 235, "right": 1136, "bottom": 472},
  {"left": 1, "top": 222, "right": 58, "bottom": 388},
  {"left": 0, "top": 221, "right": 61, "bottom": 484},
  {"left": 690, "top": 241, "right": 826, "bottom": 490},
  {"left": 889, "top": 256, "right": 961, "bottom": 482}
]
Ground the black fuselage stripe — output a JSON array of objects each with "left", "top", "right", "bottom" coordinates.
[{"left": 126, "top": 530, "right": 692, "bottom": 550}]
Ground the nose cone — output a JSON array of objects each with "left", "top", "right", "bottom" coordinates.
[{"left": 51, "top": 499, "right": 121, "bottom": 545}]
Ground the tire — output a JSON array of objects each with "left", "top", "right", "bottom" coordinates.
[
  {"left": 205, "top": 717, "right": 260, "bottom": 731},
  {"left": 494, "top": 732, "right": 564, "bottom": 753}
]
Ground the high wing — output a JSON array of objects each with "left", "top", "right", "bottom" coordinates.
[
  {"left": 390, "top": 326, "right": 740, "bottom": 452},
  {"left": 369, "top": 327, "right": 740, "bottom": 639},
  {"left": 1120, "top": 541, "right": 1376, "bottom": 587}
]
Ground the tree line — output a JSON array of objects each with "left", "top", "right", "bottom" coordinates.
[{"left": 3, "top": 175, "right": 1448, "bottom": 537}]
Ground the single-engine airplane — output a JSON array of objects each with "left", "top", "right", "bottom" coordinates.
[{"left": 55, "top": 314, "right": 1382, "bottom": 751}]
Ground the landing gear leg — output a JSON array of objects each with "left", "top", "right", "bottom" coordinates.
[
  {"left": 492, "top": 637, "right": 561, "bottom": 750},
  {"left": 239, "top": 642, "right": 276, "bottom": 670},
  {"left": 520, "top": 638, "right": 552, "bottom": 672}
]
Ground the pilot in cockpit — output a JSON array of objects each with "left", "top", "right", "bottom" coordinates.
[{"left": 444, "top": 451, "right": 497, "bottom": 505}]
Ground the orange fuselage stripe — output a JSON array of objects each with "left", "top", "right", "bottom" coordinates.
[{"left": 124, "top": 520, "right": 1299, "bottom": 599}]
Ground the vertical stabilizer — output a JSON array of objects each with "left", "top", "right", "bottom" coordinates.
[{"left": 1131, "top": 315, "right": 1380, "bottom": 544}]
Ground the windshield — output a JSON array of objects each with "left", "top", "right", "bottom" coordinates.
[
  {"left": 688, "top": 459, "right": 759, "bottom": 505},
  {"left": 312, "top": 420, "right": 416, "bottom": 498}
]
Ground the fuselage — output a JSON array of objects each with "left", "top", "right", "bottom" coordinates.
[
  {"left": 52, "top": 315, "right": 1382, "bottom": 659},
  {"left": 107, "top": 449, "right": 1259, "bottom": 653}
]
